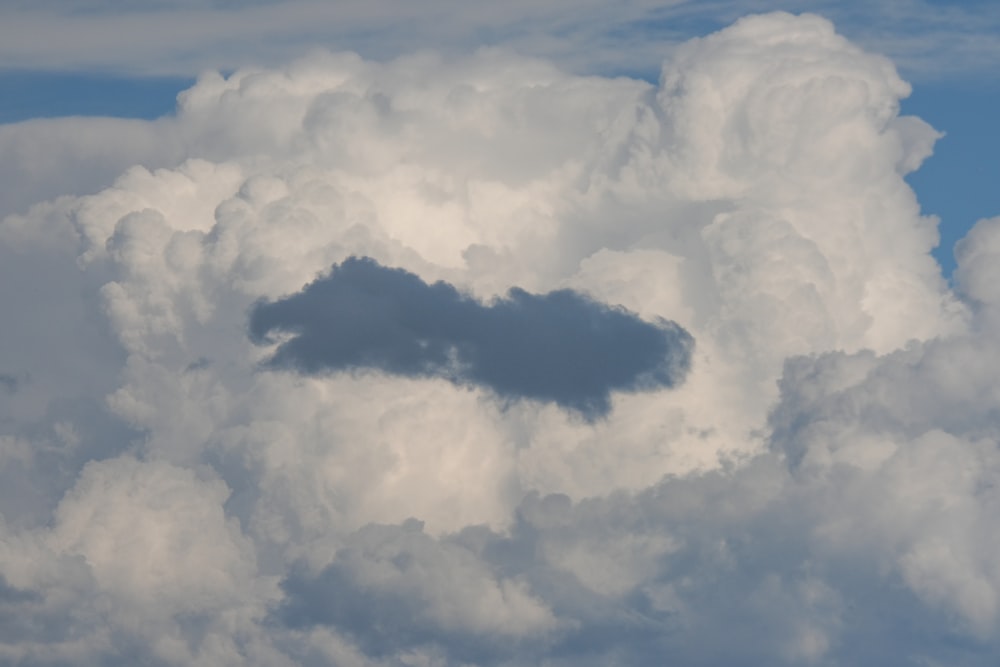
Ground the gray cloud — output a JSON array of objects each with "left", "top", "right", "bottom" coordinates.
[
  {"left": 277, "top": 520, "right": 547, "bottom": 665},
  {"left": 0, "top": 373, "right": 18, "bottom": 393},
  {"left": 275, "top": 460, "right": 999, "bottom": 666},
  {"left": 249, "top": 257, "right": 693, "bottom": 418},
  {"left": 1, "top": 1, "right": 998, "bottom": 83},
  {"left": 0, "top": 396, "right": 141, "bottom": 530}
]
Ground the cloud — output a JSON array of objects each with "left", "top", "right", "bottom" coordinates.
[
  {"left": 0, "top": 1, "right": 997, "bottom": 85},
  {"left": 0, "top": 373, "right": 18, "bottom": 393},
  {"left": 0, "top": 117, "right": 185, "bottom": 223},
  {"left": 277, "top": 518, "right": 558, "bottom": 663},
  {"left": 249, "top": 256, "right": 693, "bottom": 417},
  {"left": 2, "top": 11, "right": 1000, "bottom": 666}
]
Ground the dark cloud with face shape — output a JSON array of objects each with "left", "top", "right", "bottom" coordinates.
[{"left": 248, "top": 257, "right": 693, "bottom": 418}]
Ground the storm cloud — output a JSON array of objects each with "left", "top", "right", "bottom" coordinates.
[{"left": 249, "top": 257, "right": 693, "bottom": 417}]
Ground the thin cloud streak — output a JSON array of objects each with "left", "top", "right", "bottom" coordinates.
[{"left": 1, "top": 1, "right": 998, "bottom": 81}]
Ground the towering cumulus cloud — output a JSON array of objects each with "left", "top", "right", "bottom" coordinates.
[{"left": 0, "top": 12, "right": 997, "bottom": 666}]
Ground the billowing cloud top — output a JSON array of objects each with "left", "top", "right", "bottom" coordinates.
[{"left": 1, "top": 11, "right": 998, "bottom": 666}]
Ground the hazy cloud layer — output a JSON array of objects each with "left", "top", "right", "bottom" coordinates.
[
  {"left": 1, "top": 0, "right": 998, "bottom": 82},
  {"left": 1, "top": 12, "right": 999, "bottom": 666},
  {"left": 250, "top": 257, "right": 693, "bottom": 416}
]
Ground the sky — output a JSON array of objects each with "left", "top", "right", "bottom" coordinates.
[{"left": 1, "top": 1, "right": 1000, "bottom": 665}]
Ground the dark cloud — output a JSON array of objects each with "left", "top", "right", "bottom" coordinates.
[
  {"left": 274, "top": 517, "right": 650, "bottom": 666},
  {"left": 274, "top": 468, "right": 996, "bottom": 667},
  {"left": 0, "top": 574, "right": 40, "bottom": 606},
  {"left": 185, "top": 357, "right": 211, "bottom": 372},
  {"left": 0, "top": 372, "right": 19, "bottom": 393},
  {"left": 248, "top": 257, "right": 693, "bottom": 418},
  {"left": 0, "top": 395, "right": 141, "bottom": 529},
  {"left": 277, "top": 527, "right": 527, "bottom": 664}
]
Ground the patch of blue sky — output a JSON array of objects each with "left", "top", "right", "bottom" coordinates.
[
  {"left": 0, "top": 70, "right": 193, "bottom": 123},
  {"left": 901, "top": 81, "right": 1000, "bottom": 278}
]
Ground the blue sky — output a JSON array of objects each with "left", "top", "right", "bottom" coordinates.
[
  {"left": 902, "top": 80, "right": 1000, "bottom": 276},
  {"left": 0, "top": 71, "right": 194, "bottom": 122}
]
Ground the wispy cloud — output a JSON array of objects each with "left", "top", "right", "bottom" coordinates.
[{"left": 1, "top": 0, "right": 998, "bottom": 82}]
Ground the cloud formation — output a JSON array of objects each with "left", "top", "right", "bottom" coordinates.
[
  {"left": 2, "top": 11, "right": 999, "bottom": 666},
  {"left": 1, "top": 0, "right": 998, "bottom": 82},
  {"left": 249, "top": 256, "right": 693, "bottom": 416}
]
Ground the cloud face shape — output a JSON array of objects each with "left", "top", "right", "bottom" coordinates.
[{"left": 249, "top": 257, "right": 693, "bottom": 417}]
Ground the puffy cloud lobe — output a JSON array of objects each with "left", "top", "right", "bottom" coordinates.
[
  {"left": 278, "top": 519, "right": 558, "bottom": 663},
  {"left": 0, "top": 456, "right": 275, "bottom": 666},
  {"left": 50, "top": 457, "right": 252, "bottom": 607},
  {"left": 249, "top": 256, "right": 693, "bottom": 417},
  {"left": 955, "top": 216, "right": 1000, "bottom": 308},
  {"left": 764, "top": 242, "right": 1000, "bottom": 640}
]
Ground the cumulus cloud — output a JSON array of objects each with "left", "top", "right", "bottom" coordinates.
[
  {"left": 249, "top": 256, "right": 693, "bottom": 417},
  {"left": 0, "top": 117, "right": 185, "bottom": 223},
  {"left": 2, "top": 11, "right": 999, "bottom": 666},
  {"left": 278, "top": 518, "right": 559, "bottom": 663}
]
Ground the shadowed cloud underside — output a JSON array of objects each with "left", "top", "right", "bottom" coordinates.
[{"left": 249, "top": 257, "right": 693, "bottom": 417}]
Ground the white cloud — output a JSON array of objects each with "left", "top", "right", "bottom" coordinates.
[
  {"left": 49, "top": 457, "right": 265, "bottom": 640},
  {"left": 1, "top": 11, "right": 999, "bottom": 665}
]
